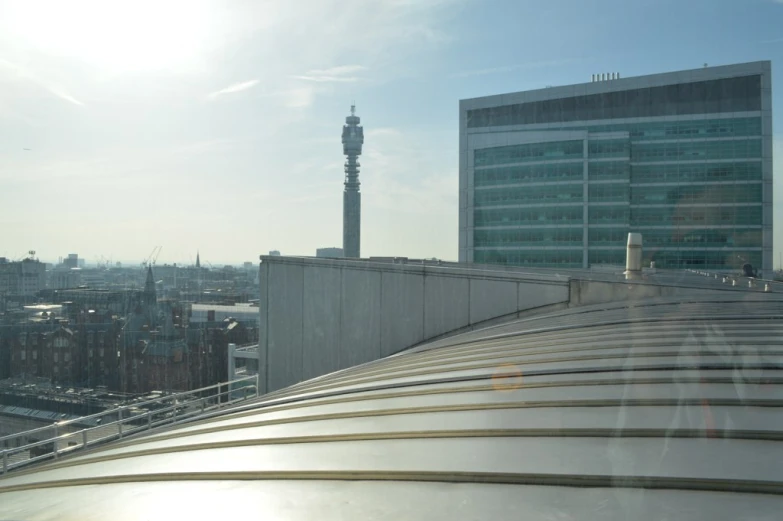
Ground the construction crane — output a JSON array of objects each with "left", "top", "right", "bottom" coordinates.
[{"left": 142, "top": 246, "right": 162, "bottom": 268}]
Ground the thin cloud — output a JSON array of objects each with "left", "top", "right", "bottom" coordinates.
[
  {"left": 207, "top": 79, "right": 260, "bottom": 99},
  {"left": 0, "top": 58, "right": 84, "bottom": 106},
  {"left": 310, "top": 65, "right": 365, "bottom": 76},
  {"left": 292, "top": 64, "right": 366, "bottom": 83},
  {"left": 293, "top": 75, "right": 362, "bottom": 83},
  {"left": 48, "top": 87, "right": 84, "bottom": 106}
]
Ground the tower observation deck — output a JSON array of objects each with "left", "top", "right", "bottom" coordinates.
[{"left": 342, "top": 104, "right": 364, "bottom": 258}]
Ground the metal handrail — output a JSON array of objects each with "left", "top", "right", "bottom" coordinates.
[{"left": 1, "top": 375, "right": 259, "bottom": 474}]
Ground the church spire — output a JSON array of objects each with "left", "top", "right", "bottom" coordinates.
[
  {"left": 144, "top": 265, "right": 157, "bottom": 305},
  {"left": 196, "top": 251, "right": 200, "bottom": 268}
]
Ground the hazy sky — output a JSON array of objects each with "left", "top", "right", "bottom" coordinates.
[{"left": 1, "top": 0, "right": 782, "bottom": 266}]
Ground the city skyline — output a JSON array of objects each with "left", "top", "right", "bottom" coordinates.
[{"left": 1, "top": 0, "right": 783, "bottom": 266}]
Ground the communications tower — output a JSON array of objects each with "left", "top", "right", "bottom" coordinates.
[{"left": 342, "top": 104, "right": 364, "bottom": 258}]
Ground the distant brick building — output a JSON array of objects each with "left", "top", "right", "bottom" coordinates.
[
  {"left": 5, "top": 323, "right": 123, "bottom": 388},
  {"left": 1, "top": 266, "right": 257, "bottom": 394},
  {"left": 188, "top": 318, "right": 257, "bottom": 390},
  {"left": 118, "top": 267, "right": 190, "bottom": 394}
]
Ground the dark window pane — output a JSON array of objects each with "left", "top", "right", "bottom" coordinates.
[{"left": 467, "top": 75, "right": 762, "bottom": 128}]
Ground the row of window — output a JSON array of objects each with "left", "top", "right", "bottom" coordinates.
[
  {"left": 589, "top": 206, "right": 629, "bottom": 224},
  {"left": 475, "top": 206, "right": 583, "bottom": 226},
  {"left": 474, "top": 162, "right": 584, "bottom": 186},
  {"left": 630, "top": 184, "right": 762, "bottom": 205},
  {"left": 474, "top": 249, "right": 584, "bottom": 268},
  {"left": 475, "top": 247, "right": 762, "bottom": 270},
  {"left": 16, "top": 348, "right": 109, "bottom": 360},
  {"left": 590, "top": 184, "right": 629, "bottom": 202},
  {"left": 631, "top": 139, "right": 761, "bottom": 162},
  {"left": 643, "top": 250, "right": 763, "bottom": 270},
  {"left": 477, "top": 183, "right": 760, "bottom": 207},
  {"left": 18, "top": 331, "right": 108, "bottom": 346},
  {"left": 588, "top": 139, "right": 629, "bottom": 159},
  {"left": 631, "top": 205, "right": 762, "bottom": 226},
  {"left": 467, "top": 75, "right": 762, "bottom": 127},
  {"left": 589, "top": 228, "right": 629, "bottom": 245},
  {"left": 589, "top": 248, "right": 759, "bottom": 269},
  {"left": 642, "top": 228, "right": 763, "bottom": 248},
  {"left": 475, "top": 184, "right": 583, "bottom": 207},
  {"left": 553, "top": 117, "right": 762, "bottom": 141},
  {"left": 631, "top": 161, "right": 762, "bottom": 184},
  {"left": 475, "top": 227, "right": 763, "bottom": 250},
  {"left": 474, "top": 228, "right": 584, "bottom": 247},
  {"left": 625, "top": 117, "right": 761, "bottom": 141},
  {"left": 589, "top": 161, "right": 629, "bottom": 181},
  {"left": 588, "top": 227, "right": 763, "bottom": 248},
  {"left": 477, "top": 203, "right": 763, "bottom": 227},
  {"left": 476, "top": 160, "right": 762, "bottom": 187},
  {"left": 588, "top": 250, "right": 627, "bottom": 265},
  {"left": 474, "top": 140, "right": 583, "bottom": 167}
]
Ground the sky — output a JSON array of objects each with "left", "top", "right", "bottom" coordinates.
[{"left": 1, "top": 0, "right": 782, "bottom": 266}]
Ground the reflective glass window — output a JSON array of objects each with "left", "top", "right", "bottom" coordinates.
[
  {"left": 588, "top": 162, "right": 630, "bottom": 181},
  {"left": 642, "top": 250, "right": 762, "bottom": 270},
  {"left": 631, "top": 139, "right": 762, "bottom": 162},
  {"left": 475, "top": 206, "right": 583, "bottom": 226},
  {"left": 630, "top": 184, "right": 762, "bottom": 205},
  {"left": 474, "top": 140, "right": 583, "bottom": 167},
  {"left": 475, "top": 184, "right": 583, "bottom": 207},
  {"left": 589, "top": 228, "right": 629, "bottom": 246},
  {"left": 474, "top": 228, "right": 583, "bottom": 247},
  {"left": 474, "top": 249, "right": 584, "bottom": 268},
  {"left": 638, "top": 228, "right": 762, "bottom": 249},
  {"left": 467, "top": 76, "right": 762, "bottom": 127},
  {"left": 589, "top": 184, "right": 630, "bottom": 203},
  {"left": 588, "top": 205, "right": 629, "bottom": 224},
  {"left": 588, "top": 139, "right": 630, "bottom": 159},
  {"left": 631, "top": 205, "right": 762, "bottom": 226},
  {"left": 631, "top": 161, "right": 762, "bottom": 184},
  {"left": 588, "top": 250, "right": 627, "bottom": 265},
  {"left": 474, "top": 162, "right": 583, "bottom": 186}
]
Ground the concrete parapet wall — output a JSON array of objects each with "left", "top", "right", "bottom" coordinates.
[{"left": 257, "top": 257, "right": 570, "bottom": 393}]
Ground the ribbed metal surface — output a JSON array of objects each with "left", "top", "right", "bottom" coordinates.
[{"left": 1, "top": 297, "right": 782, "bottom": 520}]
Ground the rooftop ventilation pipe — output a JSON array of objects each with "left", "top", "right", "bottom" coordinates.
[{"left": 625, "top": 233, "right": 642, "bottom": 280}]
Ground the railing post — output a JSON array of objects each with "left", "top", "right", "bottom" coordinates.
[
  {"left": 148, "top": 410, "right": 152, "bottom": 430},
  {"left": 82, "top": 429, "right": 88, "bottom": 449},
  {"left": 217, "top": 383, "right": 222, "bottom": 409},
  {"left": 172, "top": 405, "right": 177, "bottom": 424},
  {"left": 2, "top": 450, "right": 7, "bottom": 474},
  {"left": 256, "top": 372, "right": 261, "bottom": 397},
  {"left": 117, "top": 407, "right": 123, "bottom": 439},
  {"left": 52, "top": 424, "right": 59, "bottom": 460}
]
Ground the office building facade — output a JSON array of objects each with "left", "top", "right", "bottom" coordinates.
[
  {"left": 0, "top": 258, "right": 47, "bottom": 296},
  {"left": 459, "top": 61, "right": 773, "bottom": 272}
]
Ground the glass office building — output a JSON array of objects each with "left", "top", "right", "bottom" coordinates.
[{"left": 459, "top": 62, "right": 773, "bottom": 272}]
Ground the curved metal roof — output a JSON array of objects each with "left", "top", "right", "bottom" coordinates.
[{"left": 1, "top": 296, "right": 782, "bottom": 520}]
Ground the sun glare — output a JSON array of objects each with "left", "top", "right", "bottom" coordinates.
[{"left": 6, "top": 0, "right": 213, "bottom": 72}]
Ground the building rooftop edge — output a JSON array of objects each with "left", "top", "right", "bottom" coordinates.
[{"left": 459, "top": 60, "right": 771, "bottom": 108}]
